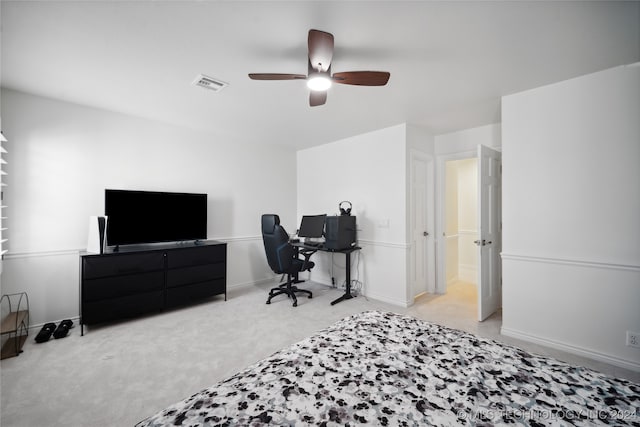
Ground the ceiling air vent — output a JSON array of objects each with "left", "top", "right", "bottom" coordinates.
[{"left": 192, "top": 74, "right": 228, "bottom": 92}]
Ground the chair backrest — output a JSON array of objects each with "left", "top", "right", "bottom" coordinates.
[{"left": 261, "top": 214, "right": 294, "bottom": 274}]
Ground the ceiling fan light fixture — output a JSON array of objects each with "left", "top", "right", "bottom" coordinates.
[
  {"left": 249, "top": 29, "right": 390, "bottom": 106},
  {"left": 307, "top": 75, "right": 332, "bottom": 91}
]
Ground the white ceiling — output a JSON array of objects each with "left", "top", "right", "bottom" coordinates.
[{"left": 1, "top": 1, "right": 638, "bottom": 149}]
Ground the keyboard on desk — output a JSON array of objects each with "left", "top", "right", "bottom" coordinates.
[{"left": 303, "top": 241, "right": 323, "bottom": 248}]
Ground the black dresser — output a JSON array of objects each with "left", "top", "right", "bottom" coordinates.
[{"left": 79, "top": 241, "right": 226, "bottom": 334}]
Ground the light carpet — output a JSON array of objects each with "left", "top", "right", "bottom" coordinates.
[{"left": 1, "top": 280, "right": 637, "bottom": 426}]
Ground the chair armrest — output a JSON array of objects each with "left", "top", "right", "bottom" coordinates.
[{"left": 299, "top": 249, "right": 316, "bottom": 271}]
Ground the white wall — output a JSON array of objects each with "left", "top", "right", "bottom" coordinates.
[
  {"left": 501, "top": 64, "right": 640, "bottom": 370},
  {"left": 1, "top": 89, "right": 296, "bottom": 326},
  {"left": 297, "top": 123, "right": 434, "bottom": 306},
  {"left": 435, "top": 123, "right": 501, "bottom": 155}
]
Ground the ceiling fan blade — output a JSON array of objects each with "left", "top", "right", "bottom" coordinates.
[
  {"left": 248, "top": 73, "right": 306, "bottom": 80},
  {"left": 308, "top": 29, "right": 334, "bottom": 73},
  {"left": 309, "top": 91, "right": 327, "bottom": 107},
  {"left": 332, "top": 71, "right": 390, "bottom": 86}
]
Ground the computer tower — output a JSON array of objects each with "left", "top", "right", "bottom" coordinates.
[{"left": 325, "top": 215, "right": 356, "bottom": 250}]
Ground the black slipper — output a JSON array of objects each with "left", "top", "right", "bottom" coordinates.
[
  {"left": 53, "top": 319, "right": 74, "bottom": 339},
  {"left": 35, "top": 323, "right": 57, "bottom": 343}
]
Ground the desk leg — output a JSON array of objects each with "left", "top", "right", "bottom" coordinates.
[
  {"left": 331, "top": 251, "right": 354, "bottom": 305},
  {"left": 291, "top": 245, "right": 305, "bottom": 284}
]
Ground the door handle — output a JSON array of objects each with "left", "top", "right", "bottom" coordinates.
[
  {"left": 474, "top": 239, "right": 485, "bottom": 246},
  {"left": 423, "top": 231, "right": 429, "bottom": 237}
]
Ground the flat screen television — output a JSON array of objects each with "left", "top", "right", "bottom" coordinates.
[{"left": 105, "top": 189, "right": 207, "bottom": 246}]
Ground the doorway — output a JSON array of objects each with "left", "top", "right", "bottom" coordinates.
[
  {"left": 444, "top": 158, "right": 479, "bottom": 310},
  {"left": 434, "top": 146, "right": 502, "bottom": 322}
]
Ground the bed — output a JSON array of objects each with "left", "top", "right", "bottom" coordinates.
[{"left": 136, "top": 311, "right": 639, "bottom": 426}]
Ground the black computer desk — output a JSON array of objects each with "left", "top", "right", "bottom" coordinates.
[{"left": 291, "top": 241, "right": 361, "bottom": 305}]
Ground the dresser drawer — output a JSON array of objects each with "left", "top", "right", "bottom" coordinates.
[
  {"left": 83, "top": 271, "right": 164, "bottom": 302},
  {"left": 167, "top": 244, "right": 226, "bottom": 269},
  {"left": 82, "top": 290, "right": 164, "bottom": 325},
  {"left": 166, "top": 279, "right": 225, "bottom": 308},
  {"left": 166, "top": 263, "right": 225, "bottom": 288},
  {"left": 83, "top": 252, "right": 164, "bottom": 279}
]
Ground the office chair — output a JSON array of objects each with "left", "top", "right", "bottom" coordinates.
[{"left": 261, "top": 214, "right": 314, "bottom": 307}]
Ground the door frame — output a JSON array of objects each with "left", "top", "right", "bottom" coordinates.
[{"left": 409, "top": 149, "right": 435, "bottom": 299}]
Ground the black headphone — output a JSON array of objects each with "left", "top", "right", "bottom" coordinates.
[{"left": 339, "top": 201, "right": 352, "bottom": 216}]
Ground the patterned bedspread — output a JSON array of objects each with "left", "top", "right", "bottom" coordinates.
[{"left": 137, "top": 311, "right": 639, "bottom": 426}]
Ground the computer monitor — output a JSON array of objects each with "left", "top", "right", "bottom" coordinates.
[{"left": 298, "top": 214, "right": 326, "bottom": 238}]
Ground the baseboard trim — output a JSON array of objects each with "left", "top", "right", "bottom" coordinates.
[
  {"left": 228, "top": 277, "right": 276, "bottom": 289},
  {"left": 27, "top": 279, "right": 274, "bottom": 331},
  {"left": 501, "top": 326, "right": 640, "bottom": 372},
  {"left": 311, "top": 276, "right": 410, "bottom": 307},
  {"left": 363, "top": 290, "right": 411, "bottom": 308},
  {"left": 28, "top": 315, "right": 81, "bottom": 336}
]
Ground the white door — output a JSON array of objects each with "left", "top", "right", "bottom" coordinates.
[
  {"left": 476, "top": 145, "right": 502, "bottom": 321},
  {"left": 410, "top": 151, "right": 435, "bottom": 299}
]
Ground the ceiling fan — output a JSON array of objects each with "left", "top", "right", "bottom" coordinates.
[{"left": 248, "top": 29, "right": 390, "bottom": 107}]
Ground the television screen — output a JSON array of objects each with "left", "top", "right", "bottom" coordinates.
[{"left": 105, "top": 189, "right": 207, "bottom": 246}]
